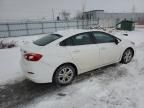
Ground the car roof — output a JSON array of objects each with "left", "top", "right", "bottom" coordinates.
[{"left": 54, "top": 29, "right": 107, "bottom": 38}]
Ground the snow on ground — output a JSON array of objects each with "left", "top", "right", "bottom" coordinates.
[
  {"left": 0, "top": 34, "right": 46, "bottom": 46},
  {"left": 0, "top": 28, "right": 144, "bottom": 108},
  {"left": 0, "top": 47, "right": 24, "bottom": 85},
  {"left": 0, "top": 34, "right": 46, "bottom": 85}
]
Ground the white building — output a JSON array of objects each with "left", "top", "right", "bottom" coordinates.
[{"left": 83, "top": 10, "right": 144, "bottom": 23}]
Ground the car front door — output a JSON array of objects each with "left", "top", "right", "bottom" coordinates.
[
  {"left": 92, "top": 32, "right": 121, "bottom": 65},
  {"left": 60, "top": 32, "right": 100, "bottom": 73}
]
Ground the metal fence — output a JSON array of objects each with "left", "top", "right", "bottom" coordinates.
[{"left": 0, "top": 20, "right": 99, "bottom": 38}]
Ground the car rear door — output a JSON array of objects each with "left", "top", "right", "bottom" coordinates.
[
  {"left": 60, "top": 32, "right": 100, "bottom": 73},
  {"left": 92, "top": 32, "right": 121, "bottom": 65}
]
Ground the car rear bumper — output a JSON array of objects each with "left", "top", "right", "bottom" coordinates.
[{"left": 20, "top": 58, "right": 55, "bottom": 83}]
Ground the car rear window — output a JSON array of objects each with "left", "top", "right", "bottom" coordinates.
[{"left": 33, "top": 34, "right": 62, "bottom": 46}]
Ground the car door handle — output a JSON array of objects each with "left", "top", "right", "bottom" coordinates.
[{"left": 72, "top": 50, "right": 80, "bottom": 53}]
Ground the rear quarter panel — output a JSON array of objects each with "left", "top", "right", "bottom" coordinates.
[{"left": 40, "top": 44, "right": 82, "bottom": 74}]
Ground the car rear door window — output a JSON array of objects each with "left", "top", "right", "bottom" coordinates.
[
  {"left": 33, "top": 34, "right": 62, "bottom": 46},
  {"left": 60, "top": 33, "right": 93, "bottom": 46},
  {"left": 72, "top": 33, "right": 93, "bottom": 45},
  {"left": 92, "top": 32, "right": 115, "bottom": 43}
]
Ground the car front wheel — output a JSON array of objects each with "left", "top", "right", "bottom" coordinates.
[
  {"left": 53, "top": 65, "right": 76, "bottom": 85},
  {"left": 121, "top": 48, "right": 134, "bottom": 64}
]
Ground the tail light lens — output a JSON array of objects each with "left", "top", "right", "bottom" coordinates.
[{"left": 24, "top": 53, "right": 43, "bottom": 61}]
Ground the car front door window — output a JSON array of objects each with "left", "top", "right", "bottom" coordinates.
[{"left": 93, "top": 32, "right": 115, "bottom": 44}]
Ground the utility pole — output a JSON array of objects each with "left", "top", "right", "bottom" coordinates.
[
  {"left": 132, "top": 5, "right": 136, "bottom": 21},
  {"left": 82, "top": 0, "right": 87, "bottom": 19},
  {"left": 52, "top": 8, "right": 55, "bottom": 21},
  {"left": 132, "top": 5, "right": 136, "bottom": 13},
  {"left": 132, "top": 0, "right": 136, "bottom": 21}
]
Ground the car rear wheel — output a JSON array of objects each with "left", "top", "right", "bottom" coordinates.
[
  {"left": 121, "top": 48, "right": 134, "bottom": 64},
  {"left": 53, "top": 65, "right": 76, "bottom": 85}
]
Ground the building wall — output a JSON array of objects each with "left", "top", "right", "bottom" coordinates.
[{"left": 83, "top": 10, "right": 144, "bottom": 25}]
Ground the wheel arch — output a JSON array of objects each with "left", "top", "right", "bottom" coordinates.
[
  {"left": 52, "top": 62, "right": 78, "bottom": 82},
  {"left": 120, "top": 47, "right": 134, "bottom": 62},
  {"left": 124, "top": 47, "right": 134, "bottom": 57}
]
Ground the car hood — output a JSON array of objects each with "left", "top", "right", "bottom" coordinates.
[{"left": 111, "top": 31, "right": 129, "bottom": 39}]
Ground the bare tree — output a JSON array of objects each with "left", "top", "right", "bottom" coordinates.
[
  {"left": 75, "top": 11, "right": 83, "bottom": 20},
  {"left": 74, "top": 0, "right": 86, "bottom": 20},
  {"left": 60, "top": 10, "right": 70, "bottom": 21}
]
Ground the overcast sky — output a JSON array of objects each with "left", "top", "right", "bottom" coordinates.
[{"left": 0, "top": 0, "right": 144, "bottom": 20}]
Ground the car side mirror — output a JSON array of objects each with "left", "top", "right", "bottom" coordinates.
[
  {"left": 123, "top": 34, "right": 128, "bottom": 36},
  {"left": 115, "top": 38, "right": 119, "bottom": 45}
]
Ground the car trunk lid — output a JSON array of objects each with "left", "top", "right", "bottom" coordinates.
[{"left": 20, "top": 41, "right": 43, "bottom": 55}]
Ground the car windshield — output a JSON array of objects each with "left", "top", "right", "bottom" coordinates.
[{"left": 33, "top": 34, "right": 62, "bottom": 46}]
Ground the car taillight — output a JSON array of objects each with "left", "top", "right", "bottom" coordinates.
[{"left": 24, "top": 53, "right": 42, "bottom": 61}]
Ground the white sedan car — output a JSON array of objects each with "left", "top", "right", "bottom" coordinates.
[{"left": 20, "top": 29, "right": 135, "bottom": 85}]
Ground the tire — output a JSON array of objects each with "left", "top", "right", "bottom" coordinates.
[
  {"left": 121, "top": 48, "right": 134, "bottom": 64},
  {"left": 53, "top": 65, "right": 76, "bottom": 85}
]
